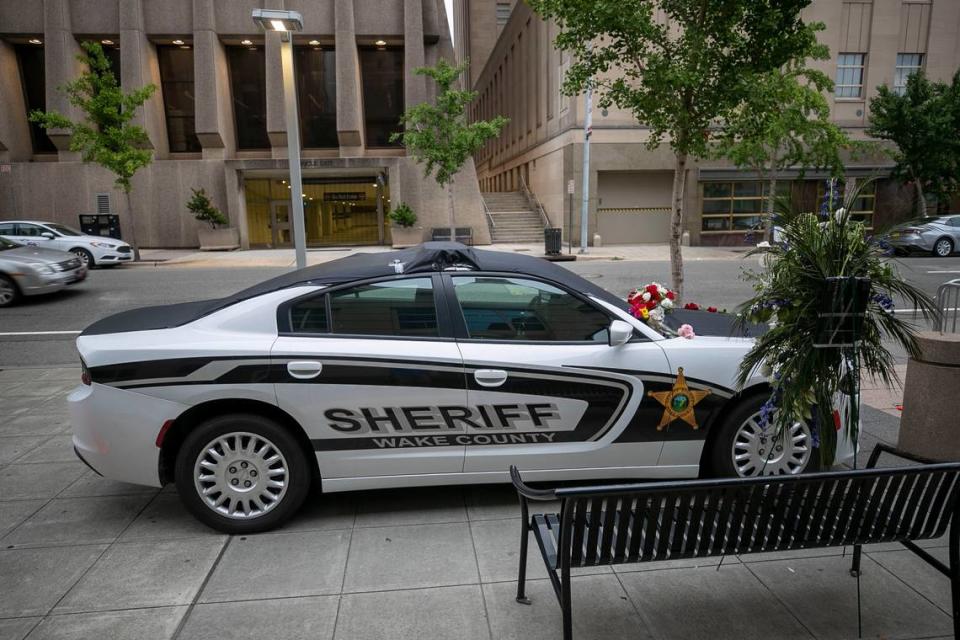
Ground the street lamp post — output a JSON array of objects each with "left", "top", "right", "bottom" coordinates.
[{"left": 252, "top": 9, "right": 307, "bottom": 269}]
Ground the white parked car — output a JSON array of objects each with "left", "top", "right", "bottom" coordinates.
[
  {"left": 0, "top": 220, "right": 133, "bottom": 267},
  {"left": 68, "top": 243, "right": 855, "bottom": 533}
]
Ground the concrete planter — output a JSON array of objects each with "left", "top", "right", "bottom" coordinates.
[
  {"left": 198, "top": 227, "right": 240, "bottom": 251},
  {"left": 898, "top": 331, "right": 960, "bottom": 461},
  {"left": 390, "top": 226, "right": 424, "bottom": 248}
]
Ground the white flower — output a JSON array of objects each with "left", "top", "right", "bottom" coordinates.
[
  {"left": 641, "top": 292, "right": 652, "bottom": 302},
  {"left": 661, "top": 298, "right": 674, "bottom": 310}
]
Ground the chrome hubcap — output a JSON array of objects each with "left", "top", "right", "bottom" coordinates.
[
  {"left": 72, "top": 250, "right": 90, "bottom": 265},
  {"left": 732, "top": 412, "right": 811, "bottom": 477},
  {"left": 193, "top": 432, "right": 289, "bottom": 519},
  {"left": 936, "top": 240, "right": 952, "bottom": 256},
  {"left": 0, "top": 279, "right": 14, "bottom": 305}
]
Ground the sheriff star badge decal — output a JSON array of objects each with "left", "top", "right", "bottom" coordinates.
[{"left": 647, "top": 367, "right": 711, "bottom": 431}]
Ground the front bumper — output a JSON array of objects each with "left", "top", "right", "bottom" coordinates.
[
  {"left": 92, "top": 245, "right": 133, "bottom": 264},
  {"left": 68, "top": 382, "right": 189, "bottom": 487},
  {"left": 15, "top": 266, "right": 86, "bottom": 296}
]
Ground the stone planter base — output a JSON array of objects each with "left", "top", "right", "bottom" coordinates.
[
  {"left": 391, "top": 226, "right": 424, "bottom": 248},
  {"left": 198, "top": 227, "right": 240, "bottom": 251},
  {"left": 898, "top": 331, "right": 960, "bottom": 461}
]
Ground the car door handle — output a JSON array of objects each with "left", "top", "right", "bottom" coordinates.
[
  {"left": 287, "top": 361, "right": 323, "bottom": 379},
  {"left": 474, "top": 369, "right": 508, "bottom": 387}
]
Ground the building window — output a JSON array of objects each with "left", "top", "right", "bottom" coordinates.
[
  {"left": 700, "top": 181, "right": 787, "bottom": 233},
  {"left": 816, "top": 180, "right": 875, "bottom": 229},
  {"left": 295, "top": 46, "right": 337, "bottom": 148},
  {"left": 14, "top": 44, "right": 56, "bottom": 154},
  {"left": 157, "top": 46, "right": 200, "bottom": 153},
  {"left": 894, "top": 53, "right": 924, "bottom": 95},
  {"left": 227, "top": 46, "right": 270, "bottom": 150},
  {"left": 359, "top": 46, "right": 404, "bottom": 148},
  {"left": 835, "top": 53, "right": 865, "bottom": 98},
  {"left": 496, "top": 2, "right": 512, "bottom": 27}
]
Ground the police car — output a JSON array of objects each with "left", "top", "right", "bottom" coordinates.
[{"left": 69, "top": 243, "right": 854, "bottom": 533}]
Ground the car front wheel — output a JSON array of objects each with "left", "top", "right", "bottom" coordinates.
[
  {"left": 71, "top": 248, "right": 95, "bottom": 268},
  {"left": 710, "top": 395, "right": 819, "bottom": 477},
  {"left": 0, "top": 274, "right": 21, "bottom": 307},
  {"left": 174, "top": 414, "right": 311, "bottom": 534},
  {"left": 933, "top": 238, "right": 954, "bottom": 258}
]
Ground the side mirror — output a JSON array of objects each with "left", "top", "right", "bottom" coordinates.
[
  {"left": 41, "top": 232, "right": 55, "bottom": 240},
  {"left": 608, "top": 319, "right": 634, "bottom": 347}
]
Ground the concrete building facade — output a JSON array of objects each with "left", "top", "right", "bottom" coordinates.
[
  {"left": 0, "top": 0, "right": 490, "bottom": 249},
  {"left": 455, "top": 0, "right": 960, "bottom": 246}
]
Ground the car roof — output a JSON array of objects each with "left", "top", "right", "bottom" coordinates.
[{"left": 81, "top": 243, "right": 632, "bottom": 336}]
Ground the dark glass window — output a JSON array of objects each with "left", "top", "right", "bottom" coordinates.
[
  {"left": 14, "top": 44, "right": 56, "bottom": 154},
  {"left": 157, "top": 46, "right": 201, "bottom": 152},
  {"left": 296, "top": 46, "right": 337, "bottom": 148},
  {"left": 329, "top": 278, "right": 438, "bottom": 337},
  {"left": 452, "top": 276, "right": 610, "bottom": 342},
  {"left": 227, "top": 46, "right": 270, "bottom": 150},
  {"left": 289, "top": 295, "right": 329, "bottom": 333},
  {"left": 359, "top": 47, "right": 404, "bottom": 147},
  {"left": 102, "top": 45, "right": 121, "bottom": 79}
]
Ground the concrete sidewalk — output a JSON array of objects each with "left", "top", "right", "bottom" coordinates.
[
  {"left": 0, "top": 366, "right": 951, "bottom": 640},
  {"left": 135, "top": 243, "right": 753, "bottom": 269}
]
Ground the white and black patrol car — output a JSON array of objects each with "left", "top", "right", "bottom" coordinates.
[{"left": 69, "top": 243, "right": 855, "bottom": 533}]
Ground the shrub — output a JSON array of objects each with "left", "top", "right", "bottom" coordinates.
[
  {"left": 187, "top": 188, "right": 228, "bottom": 229},
  {"left": 388, "top": 202, "right": 417, "bottom": 228}
]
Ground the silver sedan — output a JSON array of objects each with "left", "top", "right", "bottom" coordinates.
[
  {"left": 887, "top": 214, "right": 960, "bottom": 257},
  {"left": 0, "top": 236, "right": 87, "bottom": 307}
]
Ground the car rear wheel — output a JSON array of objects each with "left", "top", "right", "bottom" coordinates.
[
  {"left": 0, "top": 274, "right": 21, "bottom": 307},
  {"left": 174, "top": 414, "right": 311, "bottom": 534},
  {"left": 71, "top": 248, "right": 95, "bottom": 268},
  {"left": 710, "top": 395, "right": 819, "bottom": 477},
  {"left": 933, "top": 238, "right": 954, "bottom": 258}
]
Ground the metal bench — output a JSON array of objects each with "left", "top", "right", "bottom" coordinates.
[
  {"left": 431, "top": 227, "right": 474, "bottom": 245},
  {"left": 512, "top": 444, "right": 960, "bottom": 640}
]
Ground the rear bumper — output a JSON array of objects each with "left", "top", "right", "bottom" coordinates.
[
  {"left": 888, "top": 235, "right": 932, "bottom": 252},
  {"left": 68, "top": 382, "right": 189, "bottom": 487}
]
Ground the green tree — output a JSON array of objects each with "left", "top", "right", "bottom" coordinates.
[
  {"left": 391, "top": 59, "right": 507, "bottom": 241},
  {"left": 186, "top": 188, "right": 228, "bottom": 229},
  {"left": 867, "top": 70, "right": 960, "bottom": 217},
  {"left": 528, "top": 0, "right": 826, "bottom": 299},
  {"left": 30, "top": 41, "right": 156, "bottom": 260},
  {"left": 714, "top": 58, "right": 861, "bottom": 241}
]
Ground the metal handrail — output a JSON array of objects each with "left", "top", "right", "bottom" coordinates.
[
  {"left": 935, "top": 278, "right": 960, "bottom": 333},
  {"left": 481, "top": 197, "right": 496, "bottom": 229},
  {"left": 519, "top": 174, "right": 551, "bottom": 229}
]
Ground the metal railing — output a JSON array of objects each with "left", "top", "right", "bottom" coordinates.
[
  {"left": 518, "top": 174, "right": 551, "bottom": 229},
  {"left": 481, "top": 197, "right": 496, "bottom": 229},
  {"left": 935, "top": 278, "right": 960, "bottom": 333}
]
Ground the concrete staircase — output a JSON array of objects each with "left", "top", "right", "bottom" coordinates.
[{"left": 481, "top": 191, "right": 546, "bottom": 243}]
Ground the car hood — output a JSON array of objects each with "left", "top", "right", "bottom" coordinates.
[
  {"left": 1, "top": 245, "right": 73, "bottom": 264},
  {"left": 661, "top": 309, "right": 767, "bottom": 338},
  {"left": 76, "top": 235, "right": 126, "bottom": 246}
]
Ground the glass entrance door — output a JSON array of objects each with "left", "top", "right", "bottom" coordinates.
[{"left": 270, "top": 201, "right": 292, "bottom": 246}]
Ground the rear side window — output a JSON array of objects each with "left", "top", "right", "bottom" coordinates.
[
  {"left": 288, "top": 277, "right": 439, "bottom": 337},
  {"left": 451, "top": 276, "right": 610, "bottom": 342},
  {"left": 0, "top": 223, "right": 14, "bottom": 235}
]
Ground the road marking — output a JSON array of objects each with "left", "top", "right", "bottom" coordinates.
[
  {"left": 927, "top": 270, "right": 960, "bottom": 274},
  {"left": 0, "top": 330, "right": 81, "bottom": 336}
]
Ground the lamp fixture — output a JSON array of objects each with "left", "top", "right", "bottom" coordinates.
[
  {"left": 28, "top": 38, "right": 42, "bottom": 45},
  {"left": 374, "top": 39, "right": 387, "bottom": 46},
  {"left": 101, "top": 39, "right": 114, "bottom": 45},
  {"left": 241, "top": 39, "right": 253, "bottom": 45},
  {"left": 251, "top": 8, "right": 303, "bottom": 32},
  {"left": 172, "top": 39, "right": 184, "bottom": 45},
  {"left": 308, "top": 39, "right": 320, "bottom": 46}
]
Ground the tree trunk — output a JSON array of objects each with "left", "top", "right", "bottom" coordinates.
[
  {"left": 447, "top": 177, "right": 457, "bottom": 243},
  {"left": 669, "top": 152, "right": 688, "bottom": 300},
  {"left": 124, "top": 190, "right": 141, "bottom": 261},
  {"left": 765, "top": 173, "right": 777, "bottom": 244},
  {"left": 915, "top": 179, "right": 927, "bottom": 218}
]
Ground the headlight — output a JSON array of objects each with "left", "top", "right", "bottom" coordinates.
[
  {"left": 32, "top": 264, "right": 56, "bottom": 275},
  {"left": 89, "top": 241, "right": 116, "bottom": 248}
]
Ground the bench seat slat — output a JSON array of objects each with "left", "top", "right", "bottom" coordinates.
[
  {"left": 598, "top": 498, "right": 620, "bottom": 564},
  {"left": 924, "top": 474, "right": 960, "bottom": 539}
]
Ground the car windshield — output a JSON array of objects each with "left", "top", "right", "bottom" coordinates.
[
  {"left": 44, "top": 223, "right": 83, "bottom": 236},
  {"left": 0, "top": 236, "right": 21, "bottom": 250}
]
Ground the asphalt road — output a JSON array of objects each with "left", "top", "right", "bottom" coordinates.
[{"left": 1, "top": 254, "right": 957, "bottom": 368}]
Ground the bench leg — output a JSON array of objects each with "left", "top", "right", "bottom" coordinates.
[
  {"left": 850, "top": 544, "right": 863, "bottom": 577},
  {"left": 517, "top": 517, "right": 532, "bottom": 604},
  {"left": 951, "top": 524, "right": 959, "bottom": 640},
  {"left": 561, "top": 562, "right": 573, "bottom": 640}
]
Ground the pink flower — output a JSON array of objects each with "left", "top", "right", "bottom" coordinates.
[{"left": 677, "top": 324, "right": 695, "bottom": 339}]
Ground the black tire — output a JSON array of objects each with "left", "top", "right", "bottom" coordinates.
[
  {"left": 933, "top": 237, "right": 954, "bottom": 258},
  {"left": 71, "top": 248, "right": 95, "bottom": 268},
  {"left": 0, "top": 274, "right": 21, "bottom": 307},
  {"left": 174, "top": 413, "right": 312, "bottom": 534},
  {"left": 709, "top": 394, "right": 820, "bottom": 478}
]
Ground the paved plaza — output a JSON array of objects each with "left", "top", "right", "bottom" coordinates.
[{"left": 0, "top": 366, "right": 953, "bottom": 640}]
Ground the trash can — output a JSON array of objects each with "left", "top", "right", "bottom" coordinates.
[
  {"left": 544, "top": 227, "right": 562, "bottom": 255},
  {"left": 78, "top": 214, "right": 122, "bottom": 240}
]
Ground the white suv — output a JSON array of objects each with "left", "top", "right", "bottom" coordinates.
[{"left": 0, "top": 220, "right": 133, "bottom": 267}]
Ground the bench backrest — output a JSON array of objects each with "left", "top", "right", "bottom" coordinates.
[{"left": 553, "top": 465, "right": 960, "bottom": 567}]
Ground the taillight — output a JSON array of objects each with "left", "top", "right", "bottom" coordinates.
[
  {"left": 155, "top": 420, "right": 174, "bottom": 447},
  {"left": 902, "top": 227, "right": 923, "bottom": 234},
  {"left": 80, "top": 358, "right": 92, "bottom": 385}
]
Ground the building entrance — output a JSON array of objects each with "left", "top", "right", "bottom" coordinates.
[{"left": 245, "top": 176, "right": 391, "bottom": 247}]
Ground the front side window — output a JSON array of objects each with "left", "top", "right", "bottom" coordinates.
[
  {"left": 227, "top": 46, "right": 270, "bottom": 150},
  {"left": 359, "top": 46, "right": 404, "bottom": 147},
  {"left": 15, "top": 224, "right": 44, "bottom": 237},
  {"left": 44, "top": 223, "right": 82, "bottom": 236},
  {"left": 452, "top": 276, "right": 610, "bottom": 342},
  {"left": 289, "top": 278, "right": 438, "bottom": 337},
  {"left": 836, "top": 53, "right": 866, "bottom": 98},
  {"left": 157, "top": 46, "right": 201, "bottom": 152},
  {"left": 894, "top": 53, "right": 924, "bottom": 95}
]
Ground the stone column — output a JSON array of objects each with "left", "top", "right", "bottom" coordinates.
[
  {"left": 119, "top": 0, "right": 167, "bottom": 153},
  {"left": 899, "top": 331, "right": 960, "bottom": 461},
  {"left": 335, "top": 0, "right": 364, "bottom": 154},
  {"left": 43, "top": 0, "right": 83, "bottom": 154},
  {"left": 193, "top": 0, "right": 233, "bottom": 158},
  {"left": 0, "top": 41, "right": 33, "bottom": 162},
  {"left": 404, "top": 0, "right": 426, "bottom": 109},
  {"left": 264, "top": 31, "right": 289, "bottom": 157}
]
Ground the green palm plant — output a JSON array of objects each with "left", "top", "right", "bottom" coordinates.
[{"left": 735, "top": 179, "right": 938, "bottom": 466}]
